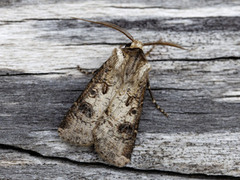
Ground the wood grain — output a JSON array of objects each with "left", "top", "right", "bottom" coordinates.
[{"left": 0, "top": 0, "right": 240, "bottom": 179}]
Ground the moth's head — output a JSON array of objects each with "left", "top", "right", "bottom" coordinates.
[{"left": 130, "top": 40, "right": 143, "bottom": 49}]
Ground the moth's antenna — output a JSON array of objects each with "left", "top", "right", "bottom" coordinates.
[
  {"left": 71, "top": 17, "right": 135, "bottom": 42},
  {"left": 143, "top": 40, "right": 185, "bottom": 50}
]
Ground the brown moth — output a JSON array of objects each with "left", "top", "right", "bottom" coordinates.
[{"left": 58, "top": 18, "right": 182, "bottom": 167}]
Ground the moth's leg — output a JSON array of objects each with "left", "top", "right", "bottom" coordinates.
[
  {"left": 147, "top": 80, "right": 169, "bottom": 118},
  {"left": 145, "top": 45, "right": 156, "bottom": 57},
  {"left": 77, "top": 65, "right": 97, "bottom": 75}
]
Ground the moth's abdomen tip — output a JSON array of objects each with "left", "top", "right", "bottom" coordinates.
[{"left": 114, "top": 156, "right": 130, "bottom": 167}]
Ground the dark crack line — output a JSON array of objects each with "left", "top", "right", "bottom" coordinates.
[
  {"left": 142, "top": 108, "right": 212, "bottom": 115},
  {"left": 56, "top": 67, "right": 97, "bottom": 71},
  {"left": 149, "top": 56, "right": 240, "bottom": 62},
  {"left": 107, "top": 5, "right": 172, "bottom": 9},
  {"left": 63, "top": 43, "right": 126, "bottom": 46},
  {"left": 182, "top": 111, "right": 212, "bottom": 115},
  {"left": 0, "top": 72, "right": 65, "bottom": 77},
  {"left": 148, "top": 87, "right": 198, "bottom": 91},
  {"left": 0, "top": 18, "right": 64, "bottom": 23},
  {"left": 220, "top": 95, "right": 240, "bottom": 98},
  {"left": 0, "top": 143, "right": 238, "bottom": 179}
]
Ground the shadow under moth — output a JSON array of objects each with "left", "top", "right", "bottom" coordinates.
[{"left": 58, "top": 18, "right": 183, "bottom": 167}]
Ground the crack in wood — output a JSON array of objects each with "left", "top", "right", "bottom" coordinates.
[
  {"left": 0, "top": 72, "right": 65, "bottom": 77},
  {"left": 0, "top": 143, "right": 237, "bottom": 179},
  {"left": 64, "top": 43, "right": 126, "bottom": 46},
  {"left": 149, "top": 56, "right": 240, "bottom": 62}
]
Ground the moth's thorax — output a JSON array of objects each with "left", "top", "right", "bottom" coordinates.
[
  {"left": 130, "top": 40, "right": 143, "bottom": 49},
  {"left": 114, "top": 46, "right": 151, "bottom": 84}
]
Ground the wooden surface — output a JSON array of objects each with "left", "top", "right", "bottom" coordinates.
[{"left": 1, "top": 0, "right": 240, "bottom": 179}]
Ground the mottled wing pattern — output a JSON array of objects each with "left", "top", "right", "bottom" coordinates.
[
  {"left": 59, "top": 47, "right": 151, "bottom": 167},
  {"left": 58, "top": 48, "right": 127, "bottom": 146},
  {"left": 93, "top": 48, "right": 151, "bottom": 167}
]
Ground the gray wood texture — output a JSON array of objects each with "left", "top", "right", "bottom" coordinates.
[{"left": 1, "top": 0, "right": 240, "bottom": 179}]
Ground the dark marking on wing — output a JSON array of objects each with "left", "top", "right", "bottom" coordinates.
[
  {"left": 125, "top": 96, "right": 133, "bottom": 106},
  {"left": 118, "top": 123, "right": 134, "bottom": 134},
  {"left": 89, "top": 87, "right": 98, "bottom": 98},
  {"left": 78, "top": 102, "right": 93, "bottom": 118},
  {"left": 102, "top": 83, "right": 108, "bottom": 94},
  {"left": 129, "top": 107, "right": 138, "bottom": 116}
]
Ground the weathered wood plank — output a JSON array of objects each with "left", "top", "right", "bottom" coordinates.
[{"left": 0, "top": 0, "right": 240, "bottom": 178}]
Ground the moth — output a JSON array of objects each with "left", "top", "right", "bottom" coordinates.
[{"left": 58, "top": 18, "right": 182, "bottom": 167}]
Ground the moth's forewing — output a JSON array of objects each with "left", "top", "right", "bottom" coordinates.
[
  {"left": 58, "top": 48, "right": 128, "bottom": 146},
  {"left": 58, "top": 47, "right": 150, "bottom": 167},
  {"left": 93, "top": 48, "right": 151, "bottom": 167}
]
